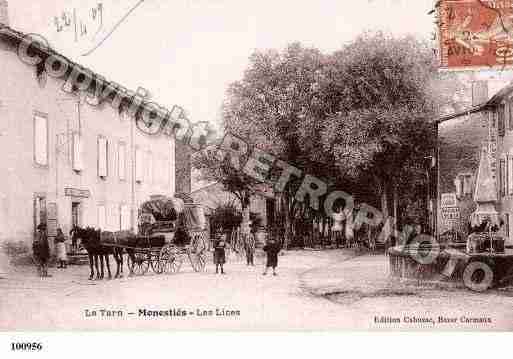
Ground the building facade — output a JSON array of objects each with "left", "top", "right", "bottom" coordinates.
[
  {"left": 0, "top": 13, "right": 179, "bottom": 248},
  {"left": 437, "top": 81, "right": 513, "bottom": 246}
]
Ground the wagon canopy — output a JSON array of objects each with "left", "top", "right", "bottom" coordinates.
[{"left": 139, "top": 196, "right": 185, "bottom": 222}]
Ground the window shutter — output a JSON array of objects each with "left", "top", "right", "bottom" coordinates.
[
  {"left": 500, "top": 158, "right": 506, "bottom": 197},
  {"left": 135, "top": 148, "right": 144, "bottom": 183},
  {"left": 98, "top": 136, "right": 108, "bottom": 178},
  {"left": 118, "top": 142, "right": 126, "bottom": 181},
  {"left": 509, "top": 102, "right": 513, "bottom": 130},
  {"left": 454, "top": 177, "right": 462, "bottom": 198},
  {"left": 72, "top": 132, "right": 83, "bottom": 171},
  {"left": 463, "top": 175, "right": 471, "bottom": 195},
  {"left": 504, "top": 213, "right": 511, "bottom": 238},
  {"left": 499, "top": 104, "right": 506, "bottom": 137},
  {"left": 34, "top": 114, "right": 48, "bottom": 166},
  {"left": 509, "top": 155, "right": 513, "bottom": 195}
]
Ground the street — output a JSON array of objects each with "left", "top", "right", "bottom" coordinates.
[{"left": 1, "top": 250, "right": 513, "bottom": 331}]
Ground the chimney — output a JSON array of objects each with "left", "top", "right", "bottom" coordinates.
[
  {"left": 472, "top": 80, "right": 488, "bottom": 106},
  {"left": 0, "top": 0, "right": 8, "bottom": 27}
]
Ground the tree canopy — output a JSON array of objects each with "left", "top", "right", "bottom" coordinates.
[{"left": 194, "top": 32, "right": 450, "bottom": 242}]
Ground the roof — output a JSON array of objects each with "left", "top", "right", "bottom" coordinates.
[
  {"left": 437, "top": 81, "right": 513, "bottom": 125},
  {"left": 0, "top": 24, "right": 175, "bottom": 120}
]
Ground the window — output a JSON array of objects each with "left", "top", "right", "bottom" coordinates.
[
  {"left": 120, "top": 204, "right": 130, "bottom": 230},
  {"left": 72, "top": 132, "right": 83, "bottom": 171},
  {"left": 505, "top": 213, "right": 511, "bottom": 238},
  {"left": 498, "top": 104, "right": 506, "bottom": 137},
  {"left": 509, "top": 101, "right": 513, "bottom": 130},
  {"left": 463, "top": 175, "right": 472, "bottom": 196},
  {"left": 508, "top": 155, "right": 513, "bottom": 196},
  {"left": 118, "top": 142, "right": 127, "bottom": 181},
  {"left": 454, "top": 176, "right": 462, "bottom": 199},
  {"left": 98, "top": 136, "right": 108, "bottom": 178},
  {"left": 34, "top": 114, "right": 48, "bottom": 166},
  {"left": 135, "top": 147, "right": 143, "bottom": 183},
  {"left": 97, "top": 205, "right": 106, "bottom": 229},
  {"left": 455, "top": 173, "right": 472, "bottom": 199}
]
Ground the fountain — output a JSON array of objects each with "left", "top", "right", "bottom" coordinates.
[{"left": 388, "top": 147, "right": 513, "bottom": 290}]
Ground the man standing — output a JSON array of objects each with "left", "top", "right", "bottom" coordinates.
[{"left": 244, "top": 231, "right": 256, "bottom": 266}]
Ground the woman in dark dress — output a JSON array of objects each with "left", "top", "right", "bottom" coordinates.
[
  {"left": 55, "top": 228, "right": 68, "bottom": 268},
  {"left": 33, "top": 224, "right": 51, "bottom": 277},
  {"left": 263, "top": 238, "right": 281, "bottom": 276},
  {"left": 213, "top": 232, "right": 227, "bottom": 274}
]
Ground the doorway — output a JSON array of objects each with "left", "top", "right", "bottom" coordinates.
[
  {"left": 71, "top": 202, "right": 81, "bottom": 228},
  {"left": 34, "top": 194, "right": 47, "bottom": 234}
]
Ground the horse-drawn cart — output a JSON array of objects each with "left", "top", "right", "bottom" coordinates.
[
  {"left": 72, "top": 196, "right": 209, "bottom": 279},
  {"left": 126, "top": 196, "right": 208, "bottom": 276}
]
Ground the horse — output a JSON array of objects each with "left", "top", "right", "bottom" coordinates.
[{"left": 71, "top": 227, "right": 127, "bottom": 280}]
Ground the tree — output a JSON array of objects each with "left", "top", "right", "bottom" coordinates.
[
  {"left": 313, "top": 33, "right": 439, "bottom": 225},
  {"left": 192, "top": 146, "right": 259, "bottom": 225},
  {"left": 222, "top": 43, "right": 331, "bottom": 247}
]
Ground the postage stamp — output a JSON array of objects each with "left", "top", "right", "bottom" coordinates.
[{"left": 438, "top": 0, "right": 513, "bottom": 69}]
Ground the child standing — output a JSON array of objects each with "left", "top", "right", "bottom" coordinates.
[
  {"left": 213, "top": 232, "right": 227, "bottom": 274},
  {"left": 263, "top": 238, "right": 281, "bottom": 276},
  {"left": 54, "top": 228, "right": 68, "bottom": 269}
]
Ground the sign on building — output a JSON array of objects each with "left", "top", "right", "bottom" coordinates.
[
  {"left": 65, "top": 188, "right": 91, "bottom": 198},
  {"left": 441, "top": 193, "right": 457, "bottom": 207},
  {"left": 441, "top": 207, "right": 461, "bottom": 221}
]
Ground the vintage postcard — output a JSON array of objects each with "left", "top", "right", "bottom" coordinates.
[{"left": 2, "top": 0, "right": 513, "bottom": 340}]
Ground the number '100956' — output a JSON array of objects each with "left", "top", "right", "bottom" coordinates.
[{"left": 11, "top": 342, "right": 43, "bottom": 351}]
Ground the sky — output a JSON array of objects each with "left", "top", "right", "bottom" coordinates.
[{"left": 8, "top": 0, "right": 436, "bottom": 130}]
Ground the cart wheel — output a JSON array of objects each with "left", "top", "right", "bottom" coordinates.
[
  {"left": 154, "top": 247, "right": 169, "bottom": 274},
  {"left": 129, "top": 252, "right": 150, "bottom": 275},
  {"left": 191, "top": 252, "right": 206, "bottom": 272},
  {"left": 197, "top": 253, "right": 207, "bottom": 272},
  {"left": 151, "top": 253, "right": 164, "bottom": 274},
  {"left": 159, "top": 246, "right": 180, "bottom": 273},
  {"left": 463, "top": 261, "right": 494, "bottom": 292},
  {"left": 168, "top": 255, "right": 183, "bottom": 273}
]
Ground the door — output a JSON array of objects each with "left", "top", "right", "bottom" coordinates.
[
  {"left": 71, "top": 202, "right": 81, "bottom": 228},
  {"left": 34, "top": 195, "right": 47, "bottom": 234}
]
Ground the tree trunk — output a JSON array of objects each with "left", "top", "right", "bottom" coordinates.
[
  {"left": 240, "top": 194, "right": 251, "bottom": 238},
  {"left": 392, "top": 183, "right": 398, "bottom": 231},
  {"left": 380, "top": 181, "right": 389, "bottom": 220},
  {"left": 283, "top": 194, "right": 292, "bottom": 250}
]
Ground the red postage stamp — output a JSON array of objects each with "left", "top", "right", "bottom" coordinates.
[{"left": 438, "top": 0, "right": 513, "bottom": 69}]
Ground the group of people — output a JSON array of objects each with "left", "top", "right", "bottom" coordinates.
[
  {"left": 33, "top": 222, "right": 281, "bottom": 278},
  {"left": 32, "top": 224, "right": 69, "bottom": 278},
  {"left": 212, "top": 230, "right": 281, "bottom": 276}
]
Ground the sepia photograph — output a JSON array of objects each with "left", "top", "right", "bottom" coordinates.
[{"left": 1, "top": 0, "right": 513, "bottom": 346}]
